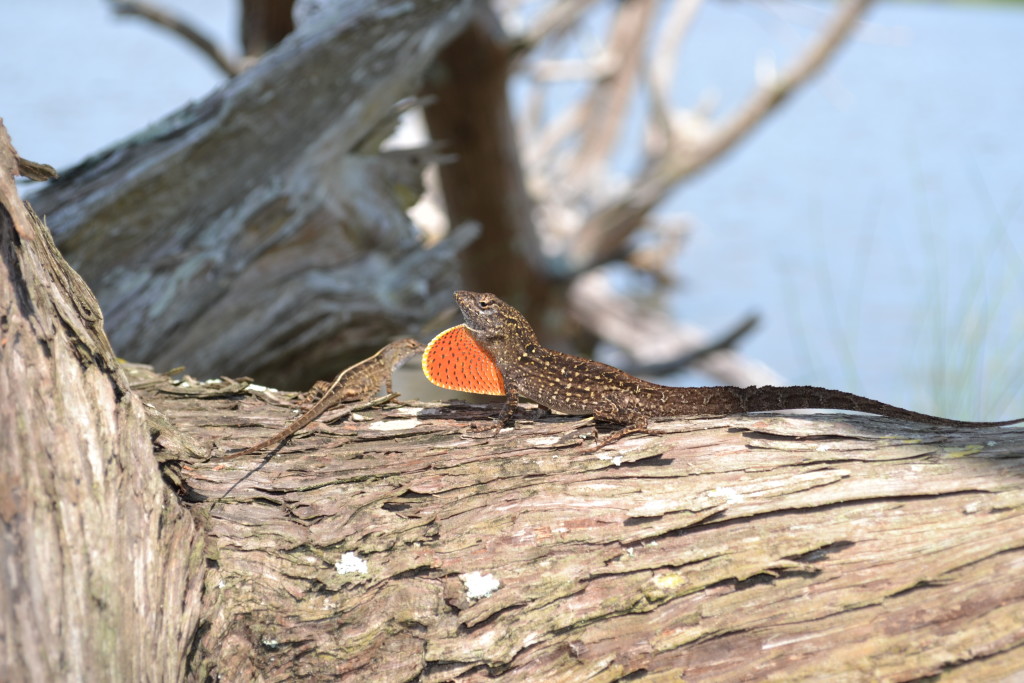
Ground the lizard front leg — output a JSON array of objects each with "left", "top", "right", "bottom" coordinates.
[
  {"left": 465, "top": 389, "right": 519, "bottom": 434},
  {"left": 497, "top": 388, "right": 520, "bottom": 427}
]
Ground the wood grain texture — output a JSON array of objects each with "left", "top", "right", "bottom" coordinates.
[
  {"left": 28, "top": 0, "right": 474, "bottom": 389},
  {"left": 144, "top": 358, "right": 1024, "bottom": 681},
  {"left": 0, "top": 123, "right": 204, "bottom": 682}
]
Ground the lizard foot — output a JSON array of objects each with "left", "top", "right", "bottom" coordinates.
[
  {"left": 589, "top": 423, "right": 648, "bottom": 451},
  {"left": 463, "top": 419, "right": 513, "bottom": 436}
]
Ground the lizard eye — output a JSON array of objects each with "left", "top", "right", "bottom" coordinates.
[{"left": 477, "top": 298, "right": 493, "bottom": 310}]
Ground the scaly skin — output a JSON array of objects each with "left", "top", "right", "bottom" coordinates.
[
  {"left": 452, "top": 290, "right": 1024, "bottom": 434},
  {"left": 230, "top": 338, "right": 423, "bottom": 457}
]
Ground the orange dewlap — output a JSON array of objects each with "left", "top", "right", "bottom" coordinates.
[{"left": 422, "top": 325, "right": 506, "bottom": 396}]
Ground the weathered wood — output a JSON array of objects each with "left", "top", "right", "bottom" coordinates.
[
  {"left": 0, "top": 123, "right": 204, "bottom": 681},
  {"left": 29, "top": 0, "right": 474, "bottom": 389},
  {"left": 142, "top": 359, "right": 1024, "bottom": 681},
  {"left": 6, "top": 4, "right": 1022, "bottom": 676}
]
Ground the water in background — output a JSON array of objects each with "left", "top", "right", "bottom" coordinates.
[
  {"left": 3, "top": 0, "right": 1022, "bottom": 419},
  {"left": 4, "top": 0, "right": 234, "bottom": 167},
  {"left": 657, "top": 1, "right": 1024, "bottom": 420}
]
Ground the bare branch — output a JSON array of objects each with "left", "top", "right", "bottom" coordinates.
[
  {"left": 621, "top": 313, "right": 760, "bottom": 377},
  {"left": 522, "top": 0, "right": 661, "bottom": 255},
  {"left": 647, "top": 0, "right": 704, "bottom": 158},
  {"left": 517, "top": 0, "right": 603, "bottom": 51},
  {"left": 110, "top": 0, "right": 241, "bottom": 76},
  {"left": 570, "top": 0, "right": 873, "bottom": 273},
  {"left": 569, "top": 271, "right": 784, "bottom": 387},
  {"left": 567, "top": 0, "right": 657, "bottom": 184},
  {"left": 671, "top": 0, "right": 870, "bottom": 180}
]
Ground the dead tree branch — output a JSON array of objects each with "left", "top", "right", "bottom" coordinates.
[
  {"left": 569, "top": 271, "right": 783, "bottom": 386},
  {"left": 566, "top": 0, "right": 657, "bottom": 185},
  {"left": 569, "top": 0, "right": 873, "bottom": 272},
  {"left": 111, "top": 0, "right": 242, "bottom": 76},
  {"left": 32, "top": 0, "right": 475, "bottom": 389}
]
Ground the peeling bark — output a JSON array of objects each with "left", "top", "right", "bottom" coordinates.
[
  {"left": 144, "top": 359, "right": 1024, "bottom": 681},
  {"left": 0, "top": 124, "right": 203, "bottom": 681}
]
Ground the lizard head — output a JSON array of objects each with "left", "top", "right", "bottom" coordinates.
[
  {"left": 381, "top": 337, "right": 425, "bottom": 364},
  {"left": 454, "top": 291, "right": 538, "bottom": 355}
]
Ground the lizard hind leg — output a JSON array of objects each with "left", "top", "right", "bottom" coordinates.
[
  {"left": 594, "top": 420, "right": 649, "bottom": 450},
  {"left": 592, "top": 394, "right": 652, "bottom": 449}
]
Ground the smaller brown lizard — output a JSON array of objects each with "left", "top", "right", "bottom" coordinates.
[{"left": 229, "top": 338, "right": 423, "bottom": 457}]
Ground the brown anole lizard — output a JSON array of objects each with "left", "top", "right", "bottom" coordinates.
[
  {"left": 421, "top": 291, "right": 1024, "bottom": 440},
  {"left": 229, "top": 337, "right": 423, "bottom": 457}
]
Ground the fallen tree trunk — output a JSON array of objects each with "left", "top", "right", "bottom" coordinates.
[
  {"left": 150, "top": 361, "right": 1024, "bottom": 681},
  {"left": 6, "top": 18, "right": 1024, "bottom": 673},
  {"left": 6, "top": 155, "right": 1024, "bottom": 677},
  {"left": 28, "top": 0, "right": 474, "bottom": 389}
]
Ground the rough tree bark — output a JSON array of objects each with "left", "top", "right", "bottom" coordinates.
[
  {"left": 5, "top": 2, "right": 1024, "bottom": 679},
  {"left": 29, "top": 0, "right": 475, "bottom": 389},
  {"left": 5, "top": 120, "right": 1024, "bottom": 677},
  {"left": 158, "top": 362, "right": 1024, "bottom": 681},
  {"left": 0, "top": 126, "right": 204, "bottom": 681}
]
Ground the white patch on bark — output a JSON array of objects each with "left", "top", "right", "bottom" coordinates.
[
  {"left": 368, "top": 418, "right": 420, "bottom": 430},
  {"left": 335, "top": 552, "right": 368, "bottom": 575},
  {"left": 461, "top": 571, "right": 500, "bottom": 600}
]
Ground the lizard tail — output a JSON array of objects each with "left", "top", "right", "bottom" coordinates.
[{"left": 677, "top": 385, "right": 1024, "bottom": 427}]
